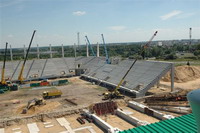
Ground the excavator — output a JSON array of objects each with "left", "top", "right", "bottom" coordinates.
[
  {"left": 17, "top": 30, "right": 36, "bottom": 84},
  {"left": 22, "top": 98, "right": 46, "bottom": 114},
  {"left": 102, "top": 31, "right": 158, "bottom": 100}
]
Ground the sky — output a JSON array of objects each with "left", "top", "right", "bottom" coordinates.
[{"left": 0, "top": 0, "right": 200, "bottom": 48}]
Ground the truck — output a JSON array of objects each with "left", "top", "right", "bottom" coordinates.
[{"left": 42, "top": 90, "right": 62, "bottom": 99}]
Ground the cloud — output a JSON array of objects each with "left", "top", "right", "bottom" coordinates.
[
  {"left": 160, "top": 10, "right": 182, "bottom": 20},
  {"left": 0, "top": 0, "right": 24, "bottom": 8},
  {"left": 73, "top": 11, "right": 86, "bottom": 16},
  {"left": 109, "top": 26, "right": 126, "bottom": 31},
  {"left": 8, "top": 34, "right": 14, "bottom": 38},
  {"left": 177, "top": 12, "right": 195, "bottom": 19}
]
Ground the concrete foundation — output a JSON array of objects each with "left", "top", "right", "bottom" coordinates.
[
  {"left": 128, "top": 101, "right": 174, "bottom": 120},
  {"left": 115, "top": 109, "right": 149, "bottom": 126}
]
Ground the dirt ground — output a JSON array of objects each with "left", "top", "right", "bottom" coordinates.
[
  {"left": 0, "top": 77, "right": 107, "bottom": 119},
  {"left": 158, "top": 65, "right": 200, "bottom": 91},
  {"left": 4, "top": 115, "right": 103, "bottom": 133},
  {"left": 162, "top": 65, "right": 200, "bottom": 83}
]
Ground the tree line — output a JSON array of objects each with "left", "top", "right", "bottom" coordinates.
[{"left": 0, "top": 43, "right": 200, "bottom": 61}]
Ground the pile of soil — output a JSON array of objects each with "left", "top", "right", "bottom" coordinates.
[
  {"left": 162, "top": 65, "right": 200, "bottom": 83},
  {"left": 15, "top": 101, "right": 61, "bottom": 115}
]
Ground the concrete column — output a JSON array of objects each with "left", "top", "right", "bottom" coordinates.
[
  {"left": 74, "top": 43, "right": 76, "bottom": 58},
  {"left": 86, "top": 41, "right": 89, "bottom": 57},
  {"left": 97, "top": 42, "right": 99, "bottom": 57},
  {"left": 170, "top": 63, "right": 174, "bottom": 92},
  {"left": 77, "top": 32, "right": 80, "bottom": 48},
  {"left": 10, "top": 45, "right": 13, "bottom": 61},
  {"left": 157, "top": 80, "right": 160, "bottom": 88},
  {"left": 23, "top": 45, "right": 26, "bottom": 59},
  {"left": 62, "top": 44, "right": 64, "bottom": 58},
  {"left": 49, "top": 44, "right": 52, "bottom": 58},
  {"left": 37, "top": 44, "right": 40, "bottom": 59}
]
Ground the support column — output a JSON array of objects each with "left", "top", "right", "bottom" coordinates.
[
  {"left": 74, "top": 43, "right": 76, "bottom": 58},
  {"left": 97, "top": 42, "right": 99, "bottom": 57},
  {"left": 23, "top": 45, "right": 26, "bottom": 59},
  {"left": 86, "top": 41, "right": 89, "bottom": 57},
  {"left": 49, "top": 44, "right": 52, "bottom": 58},
  {"left": 170, "top": 63, "right": 174, "bottom": 92},
  {"left": 77, "top": 32, "right": 80, "bottom": 48},
  {"left": 10, "top": 45, "right": 13, "bottom": 61},
  {"left": 157, "top": 80, "right": 160, "bottom": 88},
  {"left": 62, "top": 44, "right": 64, "bottom": 58},
  {"left": 37, "top": 44, "right": 40, "bottom": 59}
]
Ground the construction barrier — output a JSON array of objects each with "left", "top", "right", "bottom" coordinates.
[
  {"left": 30, "top": 83, "right": 40, "bottom": 87},
  {"left": 58, "top": 79, "right": 68, "bottom": 85},
  {"left": 50, "top": 80, "right": 59, "bottom": 86},
  {"left": 0, "top": 85, "right": 9, "bottom": 92},
  {"left": 40, "top": 81, "right": 49, "bottom": 86}
]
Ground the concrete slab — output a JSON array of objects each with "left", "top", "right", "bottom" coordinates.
[
  {"left": 56, "top": 117, "right": 74, "bottom": 133},
  {"left": 43, "top": 122, "right": 51, "bottom": 125},
  {"left": 0, "top": 128, "right": 4, "bottom": 133},
  {"left": 13, "top": 131, "right": 22, "bottom": 133},
  {"left": 27, "top": 123, "right": 39, "bottom": 133},
  {"left": 44, "top": 125, "right": 54, "bottom": 128},
  {"left": 12, "top": 128, "right": 21, "bottom": 131}
]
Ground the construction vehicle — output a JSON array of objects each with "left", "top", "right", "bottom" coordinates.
[
  {"left": 0, "top": 43, "right": 19, "bottom": 92},
  {"left": 142, "top": 31, "right": 158, "bottom": 59},
  {"left": 101, "top": 34, "right": 111, "bottom": 64},
  {"left": 103, "top": 59, "right": 137, "bottom": 100},
  {"left": 102, "top": 31, "right": 158, "bottom": 100},
  {"left": 18, "top": 30, "right": 36, "bottom": 84},
  {"left": 22, "top": 98, "right": 46, "bottom": 114},
  {"left": 0, "top": 42, "right": 8, "bottom": 86},
  {"left": 85, "top": 35, "right": 96, "bottom": 56},
  {"left": 42, "top": 90, "right": 62, "bottom": 99}
]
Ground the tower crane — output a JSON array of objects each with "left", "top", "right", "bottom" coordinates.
[
  {"left": 101, "top": 34, "right": 111, "bottom": 64},
  {"left": 85, "top": 36, "right": 96, "bottom": 56},
  {"left": 18, "top": 30, "right": 36, "bottom": 83}
]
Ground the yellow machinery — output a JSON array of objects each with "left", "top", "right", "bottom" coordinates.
[
  {"left": 22, "top": 98, "right": 46, "bottom": 114},
  {"left": 103, "top": 59, "right": 137, "bottom": 100},
  {"left": 18, "top": 30, "right": 36, "bottom": 83},
  {"left": 103, "top": 31, "right": 158, "bottom": 100},
  {"left": 43, "top": 90, "right": 62, "bottom": 99},
  {"left": 1, "top": 42, "right": 8, "bottom": 85},
  {"left": 0, "top": 43, "right": 19, "bottom": 92}
]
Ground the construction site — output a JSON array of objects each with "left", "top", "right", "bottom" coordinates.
[{"left": 0, "top": 31, "right": 200, "bottom": 133}]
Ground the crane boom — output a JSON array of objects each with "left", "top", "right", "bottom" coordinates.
[
  {"left": 18, "top": 30, "right": 36, "bottom": 82},
  {"left": 144, "top": 31, "right": 158, "bottom": 48},
  {"left": 101, "top": 34, "right": 111, "bottom": 64},
  {"left": 85, "top": 36, "right": 96, "bottom": 56},
  {"left": 1, "top": 42, "right": 8, "bottom": 85},
  {"left": 142, "top": 31, "right": 158, "bottom": 59},
  {"left": 103, "top": 31, "right": 158, "bottom": 100},
  {"left": 114, "top": 59, "right": 137, "bottom": 92}
]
